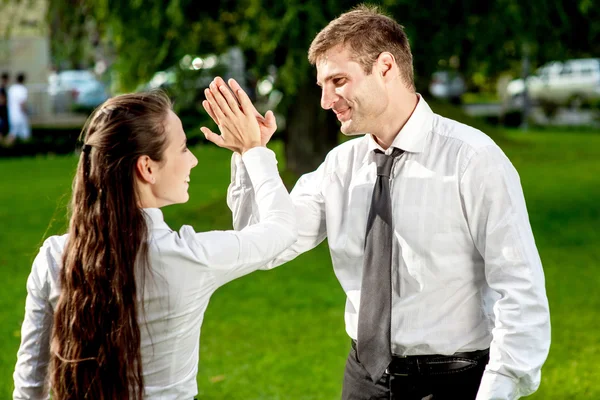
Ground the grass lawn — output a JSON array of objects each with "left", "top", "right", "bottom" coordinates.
[{"left": 1, "top": 128, "right": 599, "bottom": 399}]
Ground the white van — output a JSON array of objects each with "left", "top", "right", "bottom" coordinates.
[{"left": 504, "top": 58, "right": 600, "bottom": 108}]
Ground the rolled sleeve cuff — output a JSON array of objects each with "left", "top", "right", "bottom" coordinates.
[
  {"left": 231, "top": 151, "right": 252, "bottom": 188},
  {"left": 476, "top": 371, "right": 519, "bottom": 400},
  {"left": 240, "top": 146, "right": 278, "bottom": 187}
]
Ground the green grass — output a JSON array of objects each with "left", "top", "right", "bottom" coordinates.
[{"left": 1, "top": 129, "right": 599, "bottom": 399}]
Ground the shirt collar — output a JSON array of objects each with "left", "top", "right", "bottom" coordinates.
[
  {"left": 364, "top": 94, "right": 433, "bottom": 161},
  {"left": 142, "top": 208, "right": 171, "bottom": 231}
]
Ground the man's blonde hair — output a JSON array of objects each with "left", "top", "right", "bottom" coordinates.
[{"left": 308, "top": 4, "right": 415, "bottom": 91}]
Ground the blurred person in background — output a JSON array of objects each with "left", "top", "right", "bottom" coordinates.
[
  {"left": 13, "top": 90, "right": 297, "bottom": 399},
  {"left": 206, "top": 5, "right": 550, "bottom": 400},
  {"left": 7, "top": 73, "right": 30, "bottom": 144},
  {"left": 0, "top": 72, "right": 9, "bottom": 139}
]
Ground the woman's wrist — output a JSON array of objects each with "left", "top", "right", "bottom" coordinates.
[{"left": 240, "top": 141, "right": 263, "bottom": 154}]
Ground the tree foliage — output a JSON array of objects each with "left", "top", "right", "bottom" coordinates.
[{"left": 48, "top": 0, "right": 600, "bottom": 173}]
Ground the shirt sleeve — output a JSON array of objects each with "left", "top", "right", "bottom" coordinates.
[
  {"left": 8, "top": 86, "right": 27, "bottom": 105},
  {"left": 226, "top": 150, "right": 329, "bottom": 270},
  {"left": 180, "top": 147, "right": 298, "bottom": 287},
  {"left": 13, "top": 244, "right": 54, "bottom": 400},
  {"left": 460, "top": 145, "right": 551, "bottom": 399}
]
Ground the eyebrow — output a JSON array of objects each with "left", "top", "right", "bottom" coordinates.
[{"left": 181, "top": 138, "right": 187, "bottom": 148}]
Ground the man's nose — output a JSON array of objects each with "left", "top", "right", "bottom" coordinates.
[{"left": 320, "top": 88, "right": 337, "bottom": 110}]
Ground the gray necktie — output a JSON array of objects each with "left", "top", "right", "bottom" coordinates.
[{"left": 357, "top": 147, "right": 404, "bottom": 382}]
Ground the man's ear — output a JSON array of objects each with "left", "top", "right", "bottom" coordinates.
[
  {"left": 136, "top": 155, "right": 156, "bottom": 184},
  {"left": 376, "top": 52, "right": 396, "bottom": 79}
]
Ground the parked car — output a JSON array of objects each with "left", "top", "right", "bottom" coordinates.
[
  {"left": 429, "top": 70, "right": 466, "bottom": 104},
  {"left": 48, "top": 70, "right": 109, "bottom": 112},
  {"left": 504, "top": 58, "right": 600, "bottom": 108}
]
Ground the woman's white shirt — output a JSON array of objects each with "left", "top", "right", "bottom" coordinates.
[{"left": 13, "top": 147, "right": 297, "bottom": 400}]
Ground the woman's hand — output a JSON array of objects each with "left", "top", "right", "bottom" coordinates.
[{"left": 202, "top": 77, "right": 277, "bottom": 151}]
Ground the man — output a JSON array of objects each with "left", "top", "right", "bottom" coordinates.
[
  {"left": 0, "top": 72, "right": 9, "bottom": 138},
  {"left": 7, "top": 73, "right": 30, "bottom": 143},
  {"left": 202, "top": 5, "right": 550, "bottom": 400}
]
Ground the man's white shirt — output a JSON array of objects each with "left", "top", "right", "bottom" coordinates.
[{"left": 228, "top": 96, "right": 550, "bottom": 399}]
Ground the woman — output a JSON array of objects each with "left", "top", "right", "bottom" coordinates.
[{"left": 13, "top": 89, "right": 296, "bottom": 399}]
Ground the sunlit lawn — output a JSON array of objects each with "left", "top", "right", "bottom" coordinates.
[{"left": 1, "top": 128, "right": 598, "bottom": 399}]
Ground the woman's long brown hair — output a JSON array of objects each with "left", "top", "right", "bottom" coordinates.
[{"left": 50, "top": 91, "right": 172, "bottom": 399}]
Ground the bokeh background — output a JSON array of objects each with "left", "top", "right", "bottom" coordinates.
[{"left": 1, "top": 0, "right": 599, "bottom": 398}]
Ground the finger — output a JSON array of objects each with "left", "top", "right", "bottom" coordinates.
[
  {"left": 265, "top": 110, "right": 277, "bottom": 131},
  {"left": 218, "top": 84, "right": 242, "bottom": 114},
  {"left": 229, "top": 83, "right": 256, "bottom": 117},
  {"left": 200, "top": 127, "right": 225, "bottom": 147},
  {"left": 227, "top": 78, "right": 245, "bottom": 94},
  {"left": 214, "top": 77, "right": 241, "bottom": 107},
  {"left": 228, "top": 78, "right": 261, "bottom": 118},
  {"left": 214, "top": 76, "right": 227, "bottom": 88},
  {"left": 202, "top": 100, "right": 219, "bottom": 125},
  {"left": 208, "top": 82, "right": 235, "bottom": 117},
  {"left": 204, "top": 88, "right": 228, "bottom": 124},
  {"left": 255, "top": 113, "right": 267, "bottom": 124}
]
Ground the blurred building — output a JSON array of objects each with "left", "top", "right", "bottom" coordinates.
[
  {"left": 1, "top": 0, "right": 85, "bottom": 127},
  {"left": 0, "top": 0, "right": 50, "bottom": 84}
]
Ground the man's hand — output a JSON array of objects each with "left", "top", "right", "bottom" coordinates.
[
  {"left": 200, "top": 78, "right": 262, "bottom": 154},
  {"left": 202, "top": 77, "right": 277, "bottom": 147}
]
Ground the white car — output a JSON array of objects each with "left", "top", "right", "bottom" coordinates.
[
  {"left": 429, "top": 71, "right": 466, "bottom": 103},
  {"left": 49, "top": 70, "right": 109, "bottom": 112},
  {"left": 504, "top": 58, "right": 600, "bottom": 108}
]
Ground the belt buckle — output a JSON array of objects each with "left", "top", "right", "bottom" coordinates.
[
  {"left": 385, "top": 367, "right": 409, "bottom": 377},
  {"left": 385, "top": 358, "right": 410, "bottom": 377},
  {"left": 386, "top": 354, "right": 413, "bottom": 377}
]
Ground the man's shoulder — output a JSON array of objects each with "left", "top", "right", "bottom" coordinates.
[
  {"left": 431, "top": 113, "right": 497, "bottom": 152},
  {"left": 304, "top": 135, "right": 369, "bottom": 180},
  {"left": 325, "top": 135, "right": 368, "bottom": 163}
]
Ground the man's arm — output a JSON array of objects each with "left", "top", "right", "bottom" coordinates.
[
  {"left": 227, "top": 152, "right": 328, "bottom": 269},
  {"left": 461, "top": 145, "right": 551, "bottom": 400}
]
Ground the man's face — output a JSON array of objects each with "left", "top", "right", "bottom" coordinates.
[{"left": 316, "top": 45, "right": 387, "bottom": 135}]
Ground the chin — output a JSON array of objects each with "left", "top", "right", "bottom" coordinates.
[
  {"left": 340, "top": 121, "right": 363, "bottom": 136},
  {"left": 167, "top": 194, "right": 190, "bottom": 206},
  {"left": 177, "top": 193, "right": 190, "bottom": 204}
]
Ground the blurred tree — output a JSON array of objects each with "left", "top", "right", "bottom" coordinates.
[
  {"left": 47, "top": 1, "right": 96, "bottom": 70},
  {"left": 48, "top": 0, "right": 600, "bottom": 174}
]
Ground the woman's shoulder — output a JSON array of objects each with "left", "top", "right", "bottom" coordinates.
[
  {"left": 38, "top": 234, "right": 69, "bottom": 256},
  {"left": 33, "top": 234, "right": 69, "bottom": 275},
  {"left": 27, "top": 234, "right": 68, "bottom": 298},
  {"left": 150, "top": 223, "right": 209, "bottom": 262}
]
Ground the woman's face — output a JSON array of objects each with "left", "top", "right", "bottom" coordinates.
[{"left": 151, "top": 110, "right": 198, "bottom": 207}]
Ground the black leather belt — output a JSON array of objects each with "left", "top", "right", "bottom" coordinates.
[{"left": 351, "top": 340, "right": 489, "bottom": 377}]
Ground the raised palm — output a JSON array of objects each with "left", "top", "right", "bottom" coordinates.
[{"left": 202, "top": 77, "right": 277, "bottom": 146}]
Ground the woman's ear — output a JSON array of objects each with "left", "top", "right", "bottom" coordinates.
[{"left": 136, "top": 155, "right": 156, "bottom": 184}]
